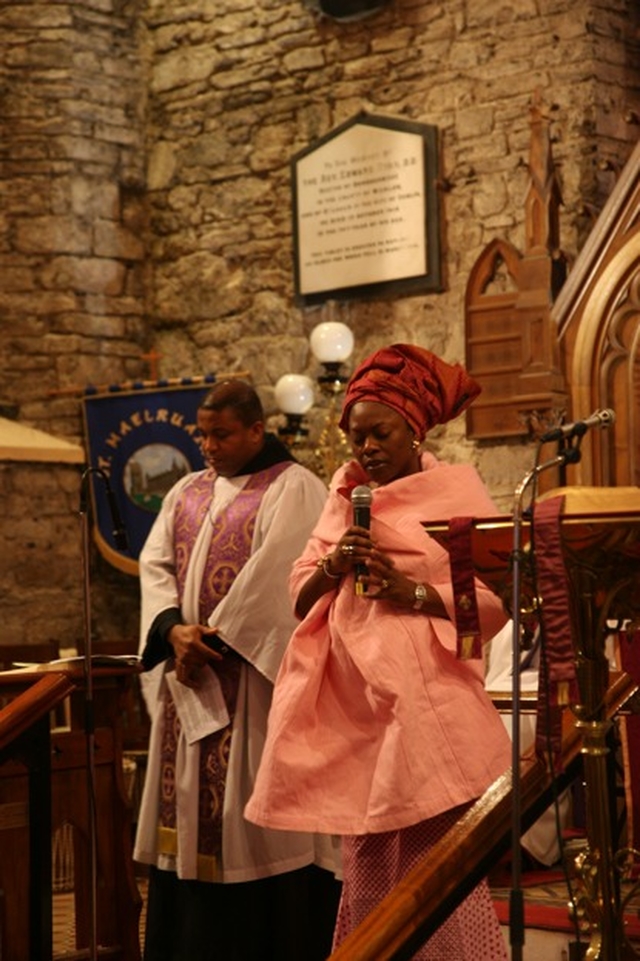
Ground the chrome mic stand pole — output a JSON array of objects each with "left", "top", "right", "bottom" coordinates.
[
  {"left": 508, "top": 446, "right": 580, "bottom": 961},
  {"left": 77, "top": 466, "right": 129, "bottom": 960},
  {"left": 79, "top": 471, "right": 99, "bottom": 961}
]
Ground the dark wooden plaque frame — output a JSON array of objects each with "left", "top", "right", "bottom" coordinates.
[{"left": 292, "top": 112, "right": 443, "bottom": 306}]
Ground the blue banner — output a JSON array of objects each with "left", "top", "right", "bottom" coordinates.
[{"left": 82, "top": 379, "right": 214, "bottom": 574}]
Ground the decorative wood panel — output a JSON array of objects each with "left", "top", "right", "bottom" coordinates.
[
  {"left": 465, "top": 95, "right": 569, "bottom": 441},
  {"left": 553, "top": 140, "right": 640, "bottom": 488}
]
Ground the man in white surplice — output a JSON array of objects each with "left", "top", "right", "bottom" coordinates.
[{"left": 134, "top": 380, "right": 340, "bottom": 961}]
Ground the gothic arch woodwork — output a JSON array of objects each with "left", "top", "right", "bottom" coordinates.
[
  {"left": 466, "top": 237, "right": 522, "bottom": 299},
  {"left": 465, "top": 239, "right": 527, "bottom": 438},
  {"left": 466, "top": 110, "right": 640, "bottom": 493},
  {"left": 465, "top": 96, "right": 569, "bottom": 442},
  {"left": 563, "top": 226, "right": 640, "bottom": 487},
  {"left": 553, "top": 137, "right": 640, "bottom": 490}
]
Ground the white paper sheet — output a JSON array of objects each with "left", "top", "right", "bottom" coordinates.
[{"left": 165, "top": 667, "right": 230, "bottom": 744}]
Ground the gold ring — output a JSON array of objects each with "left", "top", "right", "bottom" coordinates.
[
  {"left": 381, "top": 579, "right": 389, "bottom": 590},
  {"left": 340, "top": 544, "right": 354, "bottom": 555}
]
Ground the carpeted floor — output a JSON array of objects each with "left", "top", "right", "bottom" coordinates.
[
  {"left": 52, "top": 876, "right": 148, "bottom": 956},
  {"left": 52, "top": 860, "right": 640, "bottom": 957},
  {"left": 490, "top": 858, "right": 640, "bottom": 947}
]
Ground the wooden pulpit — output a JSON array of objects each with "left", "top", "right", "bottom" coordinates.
[
  {"left": 426, "top": 485, "right": 640, "bottom": 961},
  {"left": 0, "top": 661, "right": 143, "bottom": 961},
  {"left": 327, "top": 486, "right": 640, "bottom": 961}
]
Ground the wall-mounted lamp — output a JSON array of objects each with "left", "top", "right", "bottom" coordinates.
[
  {"left": 309, "top": 321, "right": 355, "bottom": 378},
  {"left": 309, "top": 320, "right": 354, "bottom": 480},
  {"left": 274, "top": 373, "right": 315, "bottom": 447},
  {"left": 276, "top": 318, "right": 355, "bottom": 481}
]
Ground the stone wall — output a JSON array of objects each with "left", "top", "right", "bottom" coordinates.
[
  {"left": 0, "top": 0, "right": 149, "bottom": 647},
  {"left": 142, "top": 0, "right": 640, "bottom": 503},
  {"left": 0, "top": 0, "right": 639, "bottom": 650},
  {"left": 0, "top": 0, "right": 148, "bottom": 436},
  {"left": 0, "top": 461, "right": 140, "bottom": 645}
]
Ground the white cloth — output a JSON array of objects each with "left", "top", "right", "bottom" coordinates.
[
  {"left": 485, "top": 621, "right": 571, "bottom": 866},
  {"left": 133, "top": 462, "right": 339, "bottom": 882}
]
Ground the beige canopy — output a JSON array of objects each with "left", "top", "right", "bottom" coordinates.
[{"left": 0, "top": 416, "right": 84, "bottom": 464}]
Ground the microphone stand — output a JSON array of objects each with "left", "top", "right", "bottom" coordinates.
[
  {"left": 508, "top": 443, "right": 581, "bottom": 961},
  {"left": 77, "top": 467, "right": 128, "bottom": 961},
  {"left": 78, "top": 469, "right": 99, "bottom": 961}
]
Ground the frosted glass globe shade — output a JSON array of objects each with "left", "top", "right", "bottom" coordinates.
[
  {"left": 274, "top": 374, "right": 315, "bottom": 415},
  {"left": 309, "top": 322, "right": 354, "bottom": 363}
]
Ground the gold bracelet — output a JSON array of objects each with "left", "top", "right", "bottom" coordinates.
[{"left": 316, "top": 553, "right": 342, "bottom": 579}]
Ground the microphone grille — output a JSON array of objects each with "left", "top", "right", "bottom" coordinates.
[
  {"left": 351, "top": 485, "right": 372, "bottom": 507},
  {"left": 600, "top": 408, "right": 616, "bottom": 427}
]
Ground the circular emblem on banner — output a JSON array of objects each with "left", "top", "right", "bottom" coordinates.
[{"left": 124, "top": 444, "right": 191, "bottom": 513}]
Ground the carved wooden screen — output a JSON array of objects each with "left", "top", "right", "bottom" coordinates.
[
  {"left": 465, "top": 237, "right": 568, "bottom": 440},
  {"left": 554, "top": 141, "right": 640, "bottom": 489}
]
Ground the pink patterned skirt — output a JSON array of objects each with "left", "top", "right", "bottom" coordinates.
[{"left": 332, "top": 807, "right": 508, "bottom": 960}]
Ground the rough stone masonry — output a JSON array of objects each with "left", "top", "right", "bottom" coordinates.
[{"left": 0, "top": 0, "right": 638, "bottom": 647}]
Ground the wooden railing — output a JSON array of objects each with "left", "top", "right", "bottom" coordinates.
[{"left": 329, "top": 672, "right": 638, "bottom": 961}]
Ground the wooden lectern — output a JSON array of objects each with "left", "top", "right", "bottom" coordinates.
[
  {"left": 0, "top": 661, "right": 143, "bottom": 961},
  {"left": 427, "top": 485, "right": 640, "bottom": 961}
]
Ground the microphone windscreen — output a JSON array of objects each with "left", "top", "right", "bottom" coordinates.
[{"left": 351, "top": 485, "right": 372, "bottom": 509}]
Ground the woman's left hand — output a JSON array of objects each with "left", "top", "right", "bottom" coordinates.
[{"left": 362, "top": 550, "right": 417, "bottom": 609}]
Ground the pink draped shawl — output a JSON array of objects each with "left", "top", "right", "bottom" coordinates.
[{"left": 245, "top": 454, "right": 512, "bottom": 835}]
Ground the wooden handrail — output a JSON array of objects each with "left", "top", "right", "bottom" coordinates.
[
  {"left": 329, "top": 671, "right": 638, "bottom": 961},
  {"left": 0, "top": 673, "right": 75, "bottom": 754}
]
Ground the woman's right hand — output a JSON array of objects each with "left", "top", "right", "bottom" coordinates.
[
  {"left": 327, "top": 524, "right": 375, "bottom": 577},
  {"left": 294, "top": 525, "right": 374, "bottom": 619}
]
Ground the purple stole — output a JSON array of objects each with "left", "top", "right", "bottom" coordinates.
[{"left": 158, "top": 462, "right": 291, "bottom": 875}]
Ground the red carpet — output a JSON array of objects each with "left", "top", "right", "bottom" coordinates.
[
  {"left": 493, "top": 897, "right": 640, "bottom": 940},
  {"left": 491, "top": 866, "right": 640, "bottom": 940}
]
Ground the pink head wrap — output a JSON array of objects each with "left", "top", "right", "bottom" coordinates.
[{"left": 339, "top": 343, "right": 481, "bottom": 439}]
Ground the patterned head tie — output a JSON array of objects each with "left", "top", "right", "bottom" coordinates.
[{"left": 339, "top": 343, "right": 481, "bottom": 440}]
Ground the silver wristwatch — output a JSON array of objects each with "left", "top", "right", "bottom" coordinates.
[{"left": 413, "top": 583, "right": 427, "bottom": 610}]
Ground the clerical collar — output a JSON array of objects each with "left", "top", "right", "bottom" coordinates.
[{"left": 233, "top": 432, "right": 296, "bottom": 476}]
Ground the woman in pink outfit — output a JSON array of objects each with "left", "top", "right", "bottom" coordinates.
[{"left": 245, "top": 344, "right": 512, "bottom": 960}]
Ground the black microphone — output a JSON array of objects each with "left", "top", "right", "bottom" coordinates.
[
  {"left": 351, "top": 485, "right": 372, "bottom": 591},
  {"left": 104, "top": 477, "right": 129, "bottom": 552},
  {"left": 540, "top": 408, "right": 616, "bottom": 443},
  {"left": 80, "top": 467, "right": 129, "bottom": 552}
]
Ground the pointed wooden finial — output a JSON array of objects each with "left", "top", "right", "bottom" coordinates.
[{"left": 525, "top": 90, "right": 563, "bottom": 254}]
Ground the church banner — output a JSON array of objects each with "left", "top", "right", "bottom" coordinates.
[{"left": 82, "top": 379, "right": 213, "bottom": 575}]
